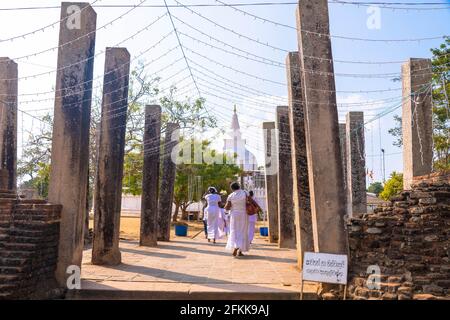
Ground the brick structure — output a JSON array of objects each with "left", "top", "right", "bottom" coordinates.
[
  {"left": 0, "top": 191, "right": 62, "bottom": 299},
  {"left": 347, "top": 174, "right": 450, "bottom": 300}
]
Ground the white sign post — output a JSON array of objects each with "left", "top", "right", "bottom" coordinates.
[{"left": 300, "top": 252, "right": 348, "bottom": 300}]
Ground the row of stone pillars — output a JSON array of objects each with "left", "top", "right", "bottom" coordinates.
[
  {"left": 262, "top": 0, "right": 433, "bottom": 270},
  {"left": 54, "top": 3, "right": 180, "bottom": 283},
  {"left": 0, "top": 2, "right": 180, "bottom": 286},
  {"left": 0, "top": 0, "right": 435, "bottom": 290}
]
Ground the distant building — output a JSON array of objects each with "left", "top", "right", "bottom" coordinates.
[
  {"left": 366, "top": 192, "right": 390, "bottom": 213},
  {"left": 223, "top": 105, "right": 258, "bottom": 172},
  {"left": 223, "top": 105, "right": 266, "bottom": 212}
]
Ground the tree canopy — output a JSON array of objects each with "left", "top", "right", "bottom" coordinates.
[
  {"left": 379, "top": 172, "right": 403, "bottom": 201},
  {"left": 172, "top": 139, "right": 241, "bottom": 220},
  {"left": 367, "top": 181, "right": 384, "bottom": 196}
]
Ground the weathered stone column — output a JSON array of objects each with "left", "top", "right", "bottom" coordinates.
[
  {"left": 92, "top": 48, "right": 130, "bottom": 265},
  {"left": 262, "top": 121, "right": 279, "bottom": 243},
  {"left": 275, "top": 106, "right": 296, "bottom": 249},
  {"left": 286, "top": 52, "right": 313, "bottom": 266},
  {"left": 0, "top": 58, "right": 17, "bottom": 191},
  {"left": 339, "top": 123, "right": 347, "bottom": 192},
  {"left": 296, "top": 0, "right": 348, "bottom": 254},
  {"left": 402, "top": 58, "right": 433, "bottom": 190},
  {"left": 345, "top": 112, "right": 367, "bottom": 218},
  {"left": 140, "top": 105, "right": 161, "bottom": 247},
  {"left": 48, "top": 2, "right": 96, "bottom": 286},
  {"left": 157, "top": 122, "right": 180, "bottom": 242}
]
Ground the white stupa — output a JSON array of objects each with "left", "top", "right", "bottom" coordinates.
[{"left": 223, "top": 105, "right": 258, "bottom": 172}]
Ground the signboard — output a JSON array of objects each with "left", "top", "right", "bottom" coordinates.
[{"left": 302, "top": 252, "right": 348, "bottom": 285}]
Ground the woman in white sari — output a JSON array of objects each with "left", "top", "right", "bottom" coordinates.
[
  {"left": 225, "top": 182, "right": 249, "bottom": 256},
  {"left": 204, "top": 187, "right": 223, "bottom": 243},
  {"left": 248, "top": 190, "right": 262, "bottom": 244}
]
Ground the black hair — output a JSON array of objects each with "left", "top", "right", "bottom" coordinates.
[
  {"left": 249, "top": 190, "right": 254, "bottom": 197},
  {"left": 208, "top": 187, "right": 216, "bottom": 194},
  {"left": 230, "top": 182, "right": 240, "bottom": 191}
]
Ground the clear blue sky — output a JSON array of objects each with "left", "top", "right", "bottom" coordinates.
[{"left": 1, "top": 0, "right": 449, "bottom": 184}]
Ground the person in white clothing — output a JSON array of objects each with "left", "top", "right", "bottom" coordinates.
[
  {"left": 224, "top": 182, "right": 249, "bottom": 257},
  {"left": 247, "top": 190, "right": 262, "bottom": 244},
  {"left": 203, "top": 187, "right": 223, "bottom": 243},
  {"left": 222, "top": 209, "right": 230, "bottom": 236}
]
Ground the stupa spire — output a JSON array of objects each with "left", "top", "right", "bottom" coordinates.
[{"left": 231, "top": 105, "right": 240, "bottom": 131}]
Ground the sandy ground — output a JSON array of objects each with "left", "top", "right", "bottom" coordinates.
[{"left": 89, "top": 217, "right": 269, "bottom": 241}]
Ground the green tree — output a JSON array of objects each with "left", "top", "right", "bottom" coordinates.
[
  {"left": 367, "top": 181, "right": 384, "bottom": 196},
  {"left": 388, "top": 36, "right": 450, "bottom": 171},
  {"left": 122, "top": 149, "right": 144, "bottom": 196},
  {"left": 18, "top": 62, "right": 216, "bottom": 200},
  {"left": 17, "top": 114, "right": 52, "bottom": 183},
  {"left": 379, "top": 172, "right": 403, "bottom": 201},
  {"left": 430, "top": 36, "right": 450, "bottom": 170},
  {"left": 172, "top": 139, "right": 241, "bottom": 221}
]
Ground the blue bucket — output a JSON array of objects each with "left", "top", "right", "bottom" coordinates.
[
  {"left": 260, "top": 227, "right": 269, "bottom": 237},
  {"left": 175, "top": 225, "right": 188, "bottom": 236}
]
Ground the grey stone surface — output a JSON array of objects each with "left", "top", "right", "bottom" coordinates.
[
  {"left": 402, "top": 58, "right": 433, "bottom": 190},
  {"left": 48, "top": 2, "right": 97, "bottom": 286},
  {"left": 0, "top": 58, "right": 17, "bottom": 191},
  {"left": 286, "top": 52, "right": 313, "bottom": 266},
  {"left": 296, "top": 0, "right": 347, "bottom": 254},
  {"left": 339, "top": 123, "right": 347, "bottom": 192},
  {"left": 158, "top": 123, "right": 180, "bottom": 242},
  {"left": 140, "top": 105, "right": 162, "bottom": 247},
  {"left": 346, "top": 112, "right": 367, "bottom": 218},
  {"left": 92, "top": 48, "right": 131, "bottom": 265},
  {"left": 263, "top": 121, "right": 279, "bottom": 243},
  {"left": 275, "top": 106, "right": 296, "bottom": 249}
]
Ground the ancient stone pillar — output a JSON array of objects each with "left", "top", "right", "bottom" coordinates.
[
  {"left": 286, "top": 52, "right": 313, "bottom": 266},
  {"left": 92, "top": 48, "right": 131, "bottom": 265},
  {"left": 402, "top": 58, "right": 433, "bottom": 190},
  {"left": 275, "top": 106, "right": 296, "bottom": 249},
  {"left": 262, "top": 121, "right": 279, "bottom": 243},
  {"left": 140, "top": 105, "right": 162, "bottom": 247},
  {"left": 157, "top": 122, "right": 180, "bottom": 242},
  {"left": 339, "top": 123, "right": 347, "bottom": 192},
  {"left": 48, "top": 2, "right": 96, "bottom": 286},
  {"left": 345, "top": 112, "right": 367, "bottom": 218},
  {"left": 296, "top": 0, "right": 348, "bottom": 254},
  {"left": 0, "top": 58, "right": 17, "bottom": 191}
]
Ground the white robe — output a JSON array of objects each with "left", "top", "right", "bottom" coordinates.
[
  {"left": 222, "top": 210, "right": 230, "bottom": 236},
  {"left": 205, "top": 194, "right": 222, "bottom": 240},
  {"left": 218, "top": 208, "right": 228, "bottom": 238},
  {"left": 248, "top": 213, "right": 257, "bottom": 243},
  {"left": 225, "top": 190, "right": 250, "bottom": 253}
]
